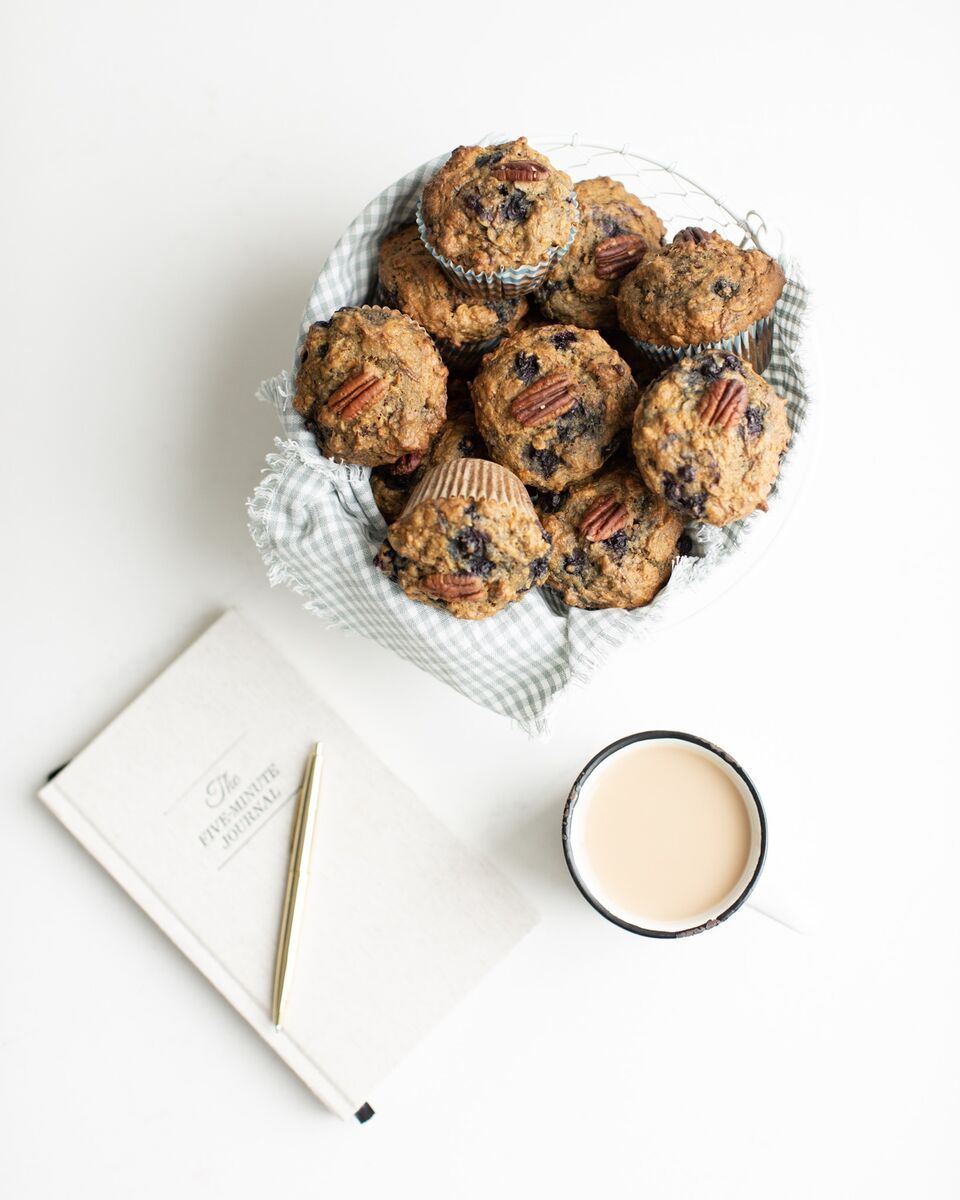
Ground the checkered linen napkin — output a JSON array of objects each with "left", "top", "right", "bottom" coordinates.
[{"left": 247, "top": 154, "right": 811, "bottom": 734}]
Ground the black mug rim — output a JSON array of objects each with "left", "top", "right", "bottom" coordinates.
[{"left": 561, "top": 730, "right": 767, "bottom": 939}]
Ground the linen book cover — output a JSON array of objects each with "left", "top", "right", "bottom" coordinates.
[{"left": 38, "top": 610, "right": 537, "bottom": 1119}]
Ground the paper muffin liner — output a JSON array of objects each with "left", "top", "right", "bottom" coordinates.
[
  {"left": 400, "top": 458, "right": 537, "bottom": 522},
  {"left": 415, "top": 194, "right": 580, "bottom": 301},
  {"left": 629, "top": 312, "right": 775, "bottom": 376},
  {"left": 373, "top": 278, "right": 507, "bottom": 372}
]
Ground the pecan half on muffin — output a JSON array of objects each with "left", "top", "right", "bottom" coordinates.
[
  {"left": 293, "top": 305, "right": 447, "bottom": 467},
  {"left": 470, "top": 324, "right": 638, "bottom": 490},
  {"left": 375, "top": 459, "right": 551, "bottom": 620},
  {"left": 537, "top": 177, "right": 665, "bottom": 330},
  {"left": 632, "top": 350, "right": 791, "bottom": 526},
  {"left": 542, "top": 464, "right": 683, "bottom": 609}
]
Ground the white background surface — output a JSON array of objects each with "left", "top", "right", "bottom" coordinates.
[{"left": 3, "top": 2, "right": 958, "bottom": 1196}]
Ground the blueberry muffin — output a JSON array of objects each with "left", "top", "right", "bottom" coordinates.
[
  {"left": 538, "top": 177, "right": 665, "bottom": 330},
  {"left": 470, "top": 324, "right": 638, "bottom": 490},
  {"left": 378, "top": 224, "right": 528, "bottom": 368},
  {"left": 370, "top": 405, "right": 487, "bottom": 524},
  {"left": 618, "top": 228, "right": 785, "bottom": 368},
  {"left": 632, "top": 350, "right": 791, "bottom": 526},
  {"left": 294, "top": 306, "right": 447, "bottom": 467},
  {"left": 375, "top": 460, "right": 551, "bottom": 620},
  {"left": 417, "top": 138, "right": 578, "bottom": 287},
  {"left": 543, "top": 465, "right": 683, "bottom": 609}
]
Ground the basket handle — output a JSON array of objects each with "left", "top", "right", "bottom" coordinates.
[{"left": 742, "top": 210, "right": 786, "bottom": 260}]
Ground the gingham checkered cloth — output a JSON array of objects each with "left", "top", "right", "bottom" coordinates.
[{"left": 247, "top": 154, "right": 810, "bottom": 734}]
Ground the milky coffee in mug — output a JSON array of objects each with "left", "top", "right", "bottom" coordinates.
[{"left": 563, "top": 732, "right": 766, "bottom": 937}]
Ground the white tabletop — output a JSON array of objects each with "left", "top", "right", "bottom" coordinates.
[{"left": 3, "top": 3, "right": 957, "bottom": 1197}]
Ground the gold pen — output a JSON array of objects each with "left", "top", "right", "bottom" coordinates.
[{"left": 272, "top": 741, "right": 324, "bottom": 1030}]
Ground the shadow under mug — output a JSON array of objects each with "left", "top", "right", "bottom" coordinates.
[{"left": 561, "top": 730, "right": 767, "bottom": 938}]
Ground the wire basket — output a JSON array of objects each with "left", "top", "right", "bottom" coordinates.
[
  {"left": 497, "top": 134, "right": 780, "bottom": 255},
  {"left": 248, "top": 137, "right": 811, "bottom": 734}
]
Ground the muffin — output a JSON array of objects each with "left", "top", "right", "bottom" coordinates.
[
  {"left": 537, "top": 177, "right": 665, "bottom": 329},
  {"left": 370, "top": 405, "right": 487, "bottom": 524},
  {"left": 374, "top": 459, "right": 551, "bottom": 620},
  {"left": 378, "top": 224, "right": 528, "bottom": 370},
  {"left": 471, "top": 324, "right": 638, "bottom": 490},
  {"left": 543, "top": 465, "right": 683, "bottom": 609},
  {"left": 632, "top": 350, "right": 791, "bottom": 526},
  {"left": 294, "top": 306, "right": 447, "bottom": 467},
  {"left": 617, "top": 227, "right": 785, "bottom": 372},
  {"left": 417, "top": 138, "right": 579, "bottom": 298}
]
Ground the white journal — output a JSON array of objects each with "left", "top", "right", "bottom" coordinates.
[{"left": 38, "top": 611, "right": 537, "bottom": 1120}]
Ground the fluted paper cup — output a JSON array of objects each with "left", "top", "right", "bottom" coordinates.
[
  {"left": 401, "top": 458, "right": 537, "bottom": 522},
  {"left": 416, "top": 195, "right": 579, "bottom": 301},
  {"left": 629, "top": 313, "right": 775, "bottom": 375}
]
